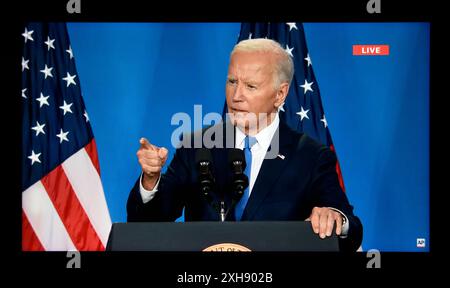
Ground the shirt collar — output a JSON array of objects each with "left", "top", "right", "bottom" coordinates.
[{"left": 235, "top": 113, "right": 280, "bottom": 151}]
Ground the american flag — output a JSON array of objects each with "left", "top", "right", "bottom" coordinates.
[
  {"left": 21, "top": 22, "right": 111, "bottom": 251},
  {"left": 233, "top": 22, "right": 346, "bottom": 191}
]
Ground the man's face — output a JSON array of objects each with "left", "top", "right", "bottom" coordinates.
[{"left": 226, "top": 51, "right": 283, "bottom": 133}]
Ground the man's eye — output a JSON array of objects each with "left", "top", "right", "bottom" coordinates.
[
  {"left": 227, "top": 79, "right": 237, "bottom": 84},
  {"left": 247, "top": 84, "right": 256, "bottom": 89}
]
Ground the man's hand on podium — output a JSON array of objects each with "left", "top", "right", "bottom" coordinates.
[
  {"left": 137, "top": 137, "right": 168, "bottom": 190},
  {"left": 306, "top": 207, "right": 343, "bottom": 239}
]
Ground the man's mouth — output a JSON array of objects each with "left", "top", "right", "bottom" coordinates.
[{"left": 231, "top": 108, "right": 248, "bottom": 113}]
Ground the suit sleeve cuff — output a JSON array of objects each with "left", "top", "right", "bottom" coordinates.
[
  {"left": 139, "top": 173, "right": 160, "bottom": 204},
  {"left": 328, "top": 207, "right": 349, "bottom": 238}
]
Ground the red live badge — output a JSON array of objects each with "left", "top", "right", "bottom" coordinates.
[{"left": 353, "top": 45, "right": 389, "bottom": 56}]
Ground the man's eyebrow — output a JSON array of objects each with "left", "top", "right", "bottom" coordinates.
[{"left": 227, "top": 75, "right": 257, "bottom": 82}]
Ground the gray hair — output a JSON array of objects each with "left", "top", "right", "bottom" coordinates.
[{"left": 230, "top": 38, "right": 294, "bottom": 89}]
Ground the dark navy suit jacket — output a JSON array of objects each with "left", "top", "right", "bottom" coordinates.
[{"left": 127, "top": 120, "right": 363, "bottom": 251}]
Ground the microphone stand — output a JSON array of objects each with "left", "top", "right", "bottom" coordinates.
[{"left": 220, "top": 201, "right": 226, "bottom": 222}]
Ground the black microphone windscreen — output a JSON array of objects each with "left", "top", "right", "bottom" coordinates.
[
  {"left": 195, "top": 148, "right": 213, "bottom": 166},
  {"left": 228, "top": 148, "right": 246, "bottom": 169}
]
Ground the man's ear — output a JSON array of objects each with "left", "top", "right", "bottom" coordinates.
[{"left": 274, "top": 82, "right": 289, "bottom": 108}]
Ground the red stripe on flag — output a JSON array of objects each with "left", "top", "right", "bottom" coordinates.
[
  {"left": 84, "top": 139, "right": 101, "bottom": 176},
  {"left": 41, "top": 165, "right": 104, "bottom": 251},
  {"left": 22, "top": 210, "right": 45, "bottom": 251},
  {"left": 330, "top": 145, "right": 346, "bottom": 193}
]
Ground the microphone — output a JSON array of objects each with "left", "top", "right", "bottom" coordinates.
[
  {"left": 195, "top": 148, "right": 222, "bottom": 220},
  {"left": 195, "top": 148, "right": 215, "bottom": 202},
  {"left": 227, "top": 148, "right": 249, "bottom": 205}
]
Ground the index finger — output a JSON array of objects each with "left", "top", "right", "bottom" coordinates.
[{"left": 140, "top": 137, "right": 157, "bottom": 151}]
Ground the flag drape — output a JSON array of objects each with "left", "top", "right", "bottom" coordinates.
[{"left": 21, "top": 22, "right": 111, "bottom": 251}]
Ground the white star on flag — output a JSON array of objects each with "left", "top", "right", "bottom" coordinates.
[
  {"left": 22, "top": 88, "right": 27, "bottom": 99},
  {"left": 56, "top": 129, "right": 69, "bottom": 143},
  {"left": 296, "top": 106, "right": 310, "bottom": 121},
  {"left": 321, "top": 115, "right": 328, "bottom": 128},
  {"left": 286, "top": 23, "right": 298, "bottom": 31},
  {"left": 22, "top": 57, "right": 29, "bottom": 71},
  {"left": 300, "top": 79, "right": 314, "bottom": 94},
  {"left": 84, "top": 110, "right": 90, "bottom": 122},
  {"left": 63, "top": 72, "right": 77, "bottom": 87},
  {"left": 66, "top": 46, "right": 74, "bottom": 59},
  {"left": 278, "top": 103, "right": 285, "bottom": 112},
  {"left": 22, "top": 28, "right": 34, "bottom": 43},
  {"left": 31, "top": 121, "right": 46, "bottom": 136},
  {"left": 304, "top": 53, "right": 312, "bottom": 67},
  {"left": 248, "top": 33, "right": 252, "bottom": 39},
  {"left": 40, "top": 64, "right": 53, "bottom": 79},
  {"left": 59, "top": 100, "right": 73, "bottom": 115},
  {"left": 36, "top": 93, "right": 50, "bottom": 108},
  {"left": 44, "top": 36, "right": 55, "bottom": 51},
  {"left": 28, "top": 150, "right": 41, "bottom": 165},
  {"left": 285, "top": 45, "right": 294, "bottom": 57}
]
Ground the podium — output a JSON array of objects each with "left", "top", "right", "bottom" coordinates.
[{"left": 106, "top": 221, "right": 339, "bottom": 251}]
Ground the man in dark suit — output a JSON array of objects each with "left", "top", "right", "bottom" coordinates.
[{"left": 127, "top": 38, "right": 363, "bottom": 251}]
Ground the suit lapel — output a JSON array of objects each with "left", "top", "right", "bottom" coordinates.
[{"left": 241, "top": 122, "right": 298, "bottom": 220}]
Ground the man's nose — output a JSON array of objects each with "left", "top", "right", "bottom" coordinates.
[{"left": 232, "top": 83, "right": 245, "bottom": 102}]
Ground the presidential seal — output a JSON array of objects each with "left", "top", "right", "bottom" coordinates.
[{"left": 202, "top": 243, "right": 251, "bottom": 252}]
